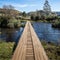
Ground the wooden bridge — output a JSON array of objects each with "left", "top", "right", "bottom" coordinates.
[{"left": 12, "top": 21, "right": 48, "bottom": 60}]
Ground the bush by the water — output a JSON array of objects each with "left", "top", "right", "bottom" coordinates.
[
  {"left": 52, "top": 19, "right": 60, "bottom": 28},
  {"left": 0, "top": 16, "right": 21, "bottom": 28},
  {"left": 7, "top": 19, "right": 21, "bottom": 28},
  {"left": 0, "top": 16, "right": 10, "bottom": 28},
  {"left": 0, "top": 41, "right": 15, "bottom": 60},
  {"left": 30, "top": 14, "right": 57, "bottom": 22}
]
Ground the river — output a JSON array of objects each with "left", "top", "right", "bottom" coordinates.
[
  {"left": 33, "top": 22, "right": 60, "bottom": 44},
  {"left": 0, "top": 22, "right": 60, "bottom": 44},
  {"left": 0, "top": 28, "right": 23, "bottom": 42}
]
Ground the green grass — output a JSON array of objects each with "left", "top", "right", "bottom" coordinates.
[
  {"left": 0, "top": 32, "right": 1, "bottom": 34},
  {"left": 0, "top": 40, "right": 60, "bottom": 60},
  {"left": 41, "top": 41, "right": 60, "bottom": 60},
  {"left": 0, "top": 41, "right": 15, "bottom": 60}
]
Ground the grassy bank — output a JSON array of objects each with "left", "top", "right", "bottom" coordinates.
[
  {"left": 0, "top": 40, "right": 60, "bottom": 60},
  {"left": 41, "top": 40, "right": 60, "bottom": 60},
  {"left": 0, "top": 41, "right": 15, "bottom": 60}
]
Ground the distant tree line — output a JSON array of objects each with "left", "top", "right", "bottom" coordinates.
[
  {"left": 30, "top": 12, "right": 57, "bottom": 21},
  {"left": 30, "top": 0, "right": 58, "bottom": 21}
]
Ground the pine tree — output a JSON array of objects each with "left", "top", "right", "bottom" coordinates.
[{"left": 43, "top": 0, "right": 51, "bottom": 15}]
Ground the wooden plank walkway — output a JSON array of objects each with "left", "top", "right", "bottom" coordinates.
[{"left": 12, "top": 21, "right": 48, "bottom": 60}]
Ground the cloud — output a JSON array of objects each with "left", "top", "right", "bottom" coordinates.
[
  {"left": 13, "top": 4, "right": 38, "bottom": 8},
  {"left": 14, "top": 4, "right": 28, "bottom": 8},
  {"left": 30, "top": 4, "right": 37, "bottom": 7}
]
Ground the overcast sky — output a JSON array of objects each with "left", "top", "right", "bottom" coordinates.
[{"left": 0, "top": 0, "right": 60, "bottom": 12}]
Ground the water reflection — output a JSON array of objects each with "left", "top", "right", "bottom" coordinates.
[
  {"left": 0, "top": 22, "right": 60, "bottom": 44},
  {"left": 0, "top": 27, "right": 23, "bottom": 42},
  {"left": 33, "top": 22, "right": 60, "bottom": 44}
]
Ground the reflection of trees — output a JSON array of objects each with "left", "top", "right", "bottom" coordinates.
[
  {"left": 6, "top": 29, "right": 15, "bottom": 42},
  {"left": 1, "top": 28, "right": 15, "bottom": 42}
]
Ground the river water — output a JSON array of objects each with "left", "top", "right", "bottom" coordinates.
[
  {"left": 0, "top": 22, "right": 60, "bottom": 44},
  {"left": 33, "top": 22, "right": 60, "bottom": 44},
  {"left": 0, "top": 28, "right": 23, "bottom": 42}
]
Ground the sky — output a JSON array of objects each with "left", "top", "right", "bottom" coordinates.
[{"left": 0, "top": 0, "right": 60, "bottom": 12}]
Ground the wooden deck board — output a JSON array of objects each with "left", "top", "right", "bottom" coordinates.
[{"left": 12, "top": 21, "right": 48, "bottom": 60}]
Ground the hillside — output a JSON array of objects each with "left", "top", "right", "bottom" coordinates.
[
  {"left": 28, "top": 10, "right": 45, "bottom": 16},
  {"left": 0, "top": 8, "right": 22, "bottom": 16},
  {"left": 28, "top": 10, "right": 57, "bottom": 16}
]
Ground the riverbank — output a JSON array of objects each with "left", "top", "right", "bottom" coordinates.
[
  {"left": 41, "top": 40, "right": 60, "bottom": 60},
  {"left": 30, "top": 18, "right": 60, "bottom": 29},
  {"left": 0, "top": 41, "right": 15, "bottom": 60},
  {"left": 0, "top": 16, "right": 26, "bottom": 28},
  {"left": 52, "top": 22, "right": 60, "bottom": 29},
  {"left": 0, "top": 40, "right": 60, "bottom": 60},
  {"left": 38, "top": 20, "right": 60, "bottom": 29},
  {"left": 52, "top": 23, "right": 60, "bottom": 29}
]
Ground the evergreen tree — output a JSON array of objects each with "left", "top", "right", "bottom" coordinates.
[
  {"left": 22, "top": 11, "right": 26, "bottom": 17},
  {"left": 43, "top": 0, "right": 51, "bottom": 15}
]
